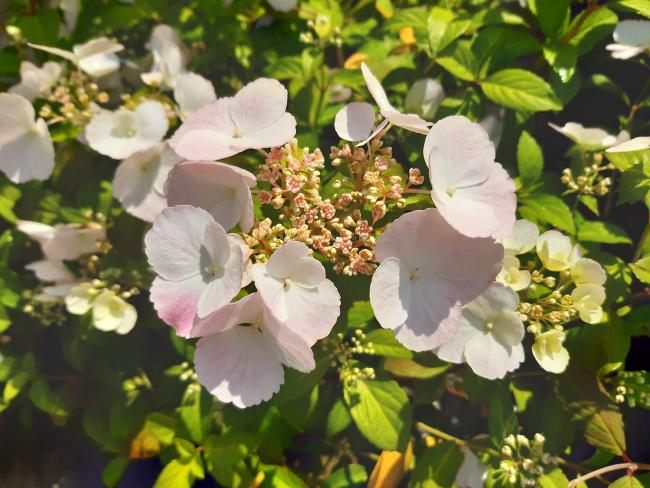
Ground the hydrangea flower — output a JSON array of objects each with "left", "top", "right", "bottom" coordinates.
[
  {"left": 497, "top": 255, "right": 531, "bottom": 292},
  {"left": 334, "top": 102, "right": 376, "bottom": 142},
  {"left": 25, "top": 260, "right": 77, "bottom": 301},
  {"left": 359, "top": 62, "right": 431, "bottom": 137},
  {"left": 455, "top": 448, "right": 488, "bottom": 488},
  {"left": 572, "top": 284, "right": 606, "bottom": 324},
  {"left": 435, "top": 283, "right": 525, "bottom": 380},
  {"left": 532, "top": 329, "right": 569, "bottom": 374},
  {"left": 0, "top": 93, "right": 55, "bottom": 183},
  {"left": 29, "top": 37, "right": 124, "bottom": 78},
  {"left": 423, "top": 116, "right": 516, "bottom": 239},
  {"left": 606, "top": 20, "right": 650, "bottom": 60},
  {"left": 190, "top": 291, "right": 316, "bottom": 408},
  {"left": 17, "top": 220, "right": 105, "bottom": 261},
  {"left": 166, "top": 161, "right": 256, "bottom": 232},
  {"left": 251, "top": 241, "right": 341, "bottom": 344},
  {"left": 144, "top": 205, "right": 248, "bottom": 337},
  {"left": 535, "top": 230, "right": 575, "bottom": 272},
  {"left": 66, "top": 285, "right": 136, "bottom": 334},
  {"left": 170, "top": 78, "right": 296, "bottom": 160},
  {"left": 369, "top": 208, "right": 503, "bottom": 352},
  {"left": 85, "top": 100, "right": 169, "bottom": 159},
  {"left": 174, "top": 72, "right": 217, "bottom": 120},
  {"left": 501, "top": 219, "right": 539, "bottom": 256},
  {"left": 9, "top": 61, "right": 62, "bottom": 102},
  {"left": 404, "top": 78, "right": 445, "bottom": 120},
  {"left": 112, "top": 143, "right": 182, "bottom": 222},
  {"left": 141, "top": 25, "right": 186, "bottom": 89},
  {"left": 571, "top": 256, "right": 606, "bottom": 286},
  {"left": 549, "top": 122, "right": 629, "bottom": 150}
]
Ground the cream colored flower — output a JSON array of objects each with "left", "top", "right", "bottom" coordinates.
[
  {"left": 536, "top": 230, "right": 575, "bottom": 272},
  {"left": 65, "top": 283, "right": 97, "bottom": 315},
  {"left": 532, "top": 330, "right": 569, "bottom": 374},
  {"left": 501, "top": 219, "right": 539, "bottom": 256},
  {"left": 92, "top": 290, "right": 137, "bottom": 334},
  {"left": 497, "top": 255, "right": 531, "bottom": 291},
  {"left": 571, "top": 258, "right": 606, "bottom": 286},
  {"left": 572, "top": 284, "right": 605, "bottom": 324}
]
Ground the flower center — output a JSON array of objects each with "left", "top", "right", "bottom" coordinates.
[
  {"left": 446, "top": 186, "right": 456, "bottom": 197},
  {"left": 204, "top": 265, "right": 219, "bottom": 277},
  {"left": 233, "top": 127, "right": 244, "bottom": 138},
  {"left": 485, "top": 321, "right": 494, "bottom": 331},
  {"left": 284, "top": 278, "right": 292, "bottom": 289}
]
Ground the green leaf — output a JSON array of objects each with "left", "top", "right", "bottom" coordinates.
[
  {"left": 365, "top": 329, "right": 413, "bottom": 359},
  {"left": 15, "top": 9, "right": 60, "bottom": 45},
  {"left": 528, "top": 0, "right": 570, "bottom": 39},
  {"left": 408, "top": 442, "right": 464, "bottom": 488},
  {"left": 618, "top": 165, "right": 650, "bottom": 205},
  {"left": 347, "top": 301, "right": 374, "bottom": 329},
  {"left": 517, "top": 130, "right": 544, "bottom": 186},
  {"left": 323, "top": 464, "right": 368, "bottom": 488},
  {"left": 577, "top": 221, "right": 632, "bottom": 245},
  {"left": 488, "top": 385, "right": 518, "bottom": 442},
  {"left": 145, "top": 412, "right": 177, "bottom": 446},
  {"left": 153, "top": 459, "right": 193, "bottom": 488},
  {"left": 102, "top": 456, "right": 129, "bottom": 488},
  {"left": 344, "top": 379, "right": 412, "bottom": 451},
  {"left": 606, "top": 138, "right": 650, "bottom": 170},
  {"left": 543, "top": 44, "right": 577, "bottom": 83},
  {"left": 383, "top": 357, "right": 448, "bottom": 379},
  {"left": 609, "top": 475, "right": 644, "bottom": 488},
  {"left": 611, "top": 0, "right": 650, "bottom": 18},
  {"left": 427, "top": 7, "right": 470, "bottom": 57},
  {"left": 28, "top": 379, "right": 68, "bottom": 417},
  {"left": 481, "top": 69, "right": 562, "bottom": 112},
  {"left": 260, "top": 465, "right": 309, "bottom": 488},
  {"left": 567, "top": 7, "right": 618, "bottom": 54},
  {"left": 538, "top": 468, "right": 571, "bottom": 488},
  {"left": 436, "top": 42, "right": 478, "bottom": 81},
  {"left": 325, "top": 398, "right": 352, "bottom": 437},
  {"left": 203, "top": 431, "right": 260, "bottom": 487},
  {"left": 519, "top": 193, "right": 575, "bottom": 234},
  {"left": 630, "top": 257, "right": 650, "bottom": 284}
]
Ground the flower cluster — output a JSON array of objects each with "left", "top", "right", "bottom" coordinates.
[{"left": 497, "top": 434, "right": 557, "bottom": 487}]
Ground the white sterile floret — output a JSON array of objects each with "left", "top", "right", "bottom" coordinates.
[
  {"left": 359, "top": 62, "right": 431, "bottom": 138},
  {"left": 141, "top": 25, "right": 186, "bottom": 89},
  {"left": 500, "top": 219, "right": 539, "bottom": 256},
  {"left": 190, "top": 291, "right": 315, "bottom": 408},
  {"left": 166, "top": 160, "right": 256, "bottom": 232},
  {"left": 455, "top": 447, "right": 488, "bottom": 488},
  {"left": 532, "top": 330, "right": 569, "bottom": 374},
  {"left": 170, "top": 78, "right": 296, "bottom": 160},
  {"left": 112, "top": 142, "right": 182, "bottom": 222},
  {"left": 369, "top": 208, "right": 503, "bottom": 352},
  {"left": 85, "top": 100, "right": 169, "bottom": 159},
  {"left": 435, "top": 283, "right": 525, "bottom": 380},
  {"left": 251, "top": 241, "right": 341, "bottom": 345},
  {"left": 571, "top": 257, "right": 606, "bottom": 286},
  {"left": 267, "top": 0, "right": 298, "bottom": 12},
  {"left": 572, "top": 284, "right": 606, "bottom": 324},
  {"left": 606, "top": 20, "right": 650, "bottom": 60},
  {"left": 17, "top": 220, "right": 105, "bottom": 261},
  {"left": 26, "top": 260, "right": 77, "bottom": 302},
  {"left": 144, "top": 205, "right": 249, "bottom": 338},
  {"left": 548, "top": 122, "right": 629, "bottom": 150},
  {"left": 9, "top": 61, "right": 62, "bottom": 102},
  {"left": 497, "top": 255, "right": 531, "bottom": 292},
  {"left": 404, "top": 78, "right": 445, "bottom": 120},
  {"left": 174, "top": 72, "right": 217, "bottom": 120},
  {"left": 535, "top": 230, "right": 575, "bottom": 272},
  {"left": 91, "top": 289, "right": 137, "bottom": 334},
  {"left": 424, "top": 116, "right": 516, "bottom": 239},
  {"left": 334, "top": 102, "right": 376, "bottom": 142},
  {"left": 0, "top": 93, "right": 55, "bottom": 183},
  {"left": 29, "top": 37, "right": 124, "bottom": 78}
]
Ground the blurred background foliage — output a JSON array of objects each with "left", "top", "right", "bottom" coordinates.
[{"left": 0, "top": 0, "right": 649, "bottom": 487}]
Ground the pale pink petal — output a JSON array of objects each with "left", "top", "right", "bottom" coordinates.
[
  {"left": 166, "top": 161, "right": 256, "bottom": 232},
  {"left": 25, "top": 260, "right": 74, "bottom": 283},
  {"left": 169, "top": 98, "right": 237, "bottom": 160},
  {"left": 190, "top": 292, "right": 262, "bottom": 338},
  {"left": 150, "top": 275, "right": 204, "bottom": 337},
  {"left": 492, "top": 311, "right": 526, "bottom": 347},
  {"left": 334, "top": 102, "right": 375, "bottom": 141},
  {"left": 266, "top": 240, "right": 311, "bottom": 279},
  {"left": 174, "top": 72, "right": 217, "bottom": 118},
  {"left": 432, "top": 162, "right": 516, "bottom": 239},
  {"left": 433, "top": 313, "right": 478, "bottom": 364},
  {"left": 382, "top": 109, "right": 430, "bottom": 134},
  {"left": 231, "top": 78, "right": 288, "bottom": 133},
  {"left": 202, "top": 221, "right": 230, "bottom": 268},
  {"left": 369, "top": 257, "right": 409, "bottom": 330},
  {"left": 263, "top": 311, "right": 316, "bottom": 372},
  {"left": 288, "top": 257, "right": 326, "bottom": 287},
  {"left": 196, "top": 237, "right": 243, "bottom": 318},
  {"left": 424, "top": 116, "right": 495, "bottom": 188},
  {"left": 360, "top": 62, "right": 394, "bottom": 113},
  {"left": 251, "top": 263, "right": 288, "bottom": 319},
  {"left": 40, "top": 225, "right": 105, "bottom": 261},
  {"left": 355, "top": 118, "right": 390, "bottom": 147},
  {"left": 395, "top": 298, "right": 461, "bottom": 352},
  {"left": 144, "top": 205, "right": 213, "bottom": 280},
  {"left": 232, "top": 112, "right": 296, "bottom": 151},
  {"left": 464, "top": 332, "right": 519, "bottom": 380},
  {"left": 194, "top": 326, "right": 284, "bottom": 408}
]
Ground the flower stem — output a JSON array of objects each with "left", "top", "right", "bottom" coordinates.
[
  {"left": 568, "top": 462, "right": 650, "bottom": 488},
  {"left": 415, "top": 422, "right": 502, "bottom": 459}
]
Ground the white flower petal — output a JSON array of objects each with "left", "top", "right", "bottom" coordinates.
[{"left": 334, "top": 102, "right": 375, "bottom": 141}]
